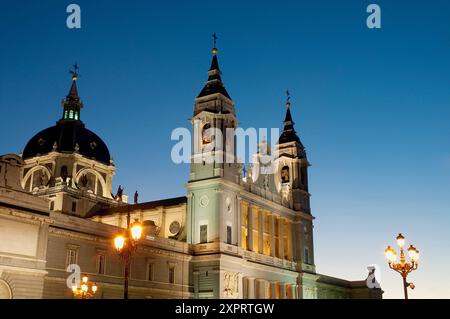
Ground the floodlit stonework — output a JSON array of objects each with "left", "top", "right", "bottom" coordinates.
[{"left": 0, "top": 48, "right": 382, "bottom": 299}]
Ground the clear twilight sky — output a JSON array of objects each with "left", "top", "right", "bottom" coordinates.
[{"left": 1, "top": 0, "right": 449, "bottom": 299}]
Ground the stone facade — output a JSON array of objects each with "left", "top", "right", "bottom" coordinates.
[{"left": 0, "top": 48, "right": 383, "bottom": 299}]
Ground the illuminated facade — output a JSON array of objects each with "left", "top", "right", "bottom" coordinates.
[{"left": 0, "top": 48, "right": 382, "bottom": 299}]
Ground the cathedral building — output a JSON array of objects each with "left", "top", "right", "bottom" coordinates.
[{"left": 0, "top": 44, "right": 382, "bottom": 299}]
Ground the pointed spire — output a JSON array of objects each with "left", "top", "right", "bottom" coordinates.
[
  {"left": 284, "top": 90, "right": 294, "bottom": 125},
  {"left": 68, "top": 63, "right": 80, "bottom": 98},
  {"left": 60, "top": 63, "right": 83, "bottom": 122},
  {"left": 209, "top": 54, "right": 220, "bottom": 72},
  {"left": 197, "top": 33, "right": 231, "bottom": 99},
  {"left": 278, "top": 91, "right": 301, "bottom": 145},
  {"left": 68, "top": 76, "right": 79, "bottom": 98}
]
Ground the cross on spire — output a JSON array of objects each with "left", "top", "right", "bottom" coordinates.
[
  {"left": 286, "top": 90, "right": 291, "bottom": 108},
  {"left": 212, "top": 33, "right": 218, "bottom": 55},
  {"left": 69, "top": 63, "right": 79, "bottom": 81},
  {"left": 213, "top": 32, "right": 218, "bottom": 47}
]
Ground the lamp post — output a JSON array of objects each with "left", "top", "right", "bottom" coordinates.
[
  {"left": 71, "top": 274, "right": 98, "bottom": 299},
  {"left": 113, "top": 207, "right": 143, "bottom": 299},
  {"left": 384, "top": 233, "right": 420, "bottom": 299}
]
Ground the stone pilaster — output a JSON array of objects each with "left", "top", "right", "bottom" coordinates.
[
  {"left": 258, "top": 210, "right": 263, "bottom": 254},
  {"left": 247, "top": 205, "right": 253, "bottom": 251}
]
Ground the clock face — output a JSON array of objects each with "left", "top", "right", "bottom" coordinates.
[
  {"left": 199, "top": 195, "right": 209, "bottom": 207},
  {"left": 169, "top": 221, "right": 181, "bottom": 235}
]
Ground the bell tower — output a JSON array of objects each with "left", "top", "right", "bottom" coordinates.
[
  {"left": 276, "top": 93, "right": 310, "bottom": 213},
  {"left": 187, "top": 35, "right": 241, "bottom": 248},
  {"left": 276, "top": 93, "right": 315, "bottom": 267}
]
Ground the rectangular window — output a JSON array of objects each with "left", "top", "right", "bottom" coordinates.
[
  {"left": 97, "top": 254, "right": 106, "bottom": 274},
  {"left": 168, "top": 266, "right": 175, "bottom": 284},
  {"left": 71, "top": 201, "right": 77, "bottom": 213},
  {"left": 226, "top": 226, "right": 232, "bottom": 245},
  {"left": 304, "top": 247, "right": 310, "bottom": 264},
  {"left": 50, "top": 201, "right": 54, "bottom": 210},
  {"left": 66, "top": 249, "right": 78, "bottom": 267},
  {"left": 147, "top": 263, "right": 154, "bottom": 281},
  {"left": 200, "top": 225, "right": 207, "bottom": 243}
]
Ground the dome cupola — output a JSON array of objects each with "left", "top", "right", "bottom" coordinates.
[{"left": 22, "top": 65, "right": 112, "bottom": 165}]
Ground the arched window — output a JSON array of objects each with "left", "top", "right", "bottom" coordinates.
[
  {"left": 69, "top": 110, "right": 74, "bottom": 119},
  {"left": 281, "top": 166, "right": 290, "bottom": 183},
  {"left": 202, "top": 123, "right": 212, "bottom": 145},
  {"left": 60, "top": 166, "right": 68, "bottom": 180}
]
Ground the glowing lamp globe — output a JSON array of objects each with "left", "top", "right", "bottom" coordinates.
[
  {"left": 396, "top": 233, "right": 406, "bottom": 248},
  {"left": 114, "top": 235, "right": 126, "bottom": 252},
  {"left": 130, "top": 220, "right": 143, "bottom": 241},
  {"left": 385, "top": 246, "right": 397, "bottom": 263}
]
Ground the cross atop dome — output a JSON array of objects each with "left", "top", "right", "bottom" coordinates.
[{"left": 69, "top": 63, "right": 79, "bottom": 81}]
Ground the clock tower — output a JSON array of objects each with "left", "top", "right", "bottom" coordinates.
[{"left": 186, "top": 38, "right": 242, "bottom": 248}]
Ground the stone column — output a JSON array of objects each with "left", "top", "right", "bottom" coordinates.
[
  {"left": 271, "top": 281, "right": 277, "bottom": 299},
  {"left": 258, "top": 210, "right": 264, "bottom": 254},
  {"left": 287, "top": 221, "right": 293, "bottom": 260},
  {"left": 237, "top": 198, "right": 242, "bottom": 248},
  {"left": 290, "top": 284, "right": 297, "bottom": 299},
  {"left": 270, "top": 214, "right": 275, "bottom": 257},
  {"left": 279, "top": 283, "right": 286, "bottom": 299},
  {"left": 278, "top": 217, "right": 284, "bottom": 259},
  {"left": 255, "top": 279, "right": 265, "bottom": 298},
  {"left": 247, "top": 277, "right": 255, "bottom": 299},
  {"left": 247, "top": 205, "right": 253, "bottom": 251}
]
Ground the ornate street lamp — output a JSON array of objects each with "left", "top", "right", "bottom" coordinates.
[
  {"left": 113, "top": 207, "right": 143, "bottom": 299},
  {"left": 71, "top": 275, "right": 98, "bottom": 299},
  {"left": 384, "top": 233, "right": 420, "bottom": 299}
]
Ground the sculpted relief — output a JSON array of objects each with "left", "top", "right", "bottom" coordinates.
[{"left": 223, "top": 272, "right": 239, "bottom": 298}]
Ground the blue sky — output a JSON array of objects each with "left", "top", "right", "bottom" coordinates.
[{"left": 1, "top": 0, "right": 450, "bottom": 298}]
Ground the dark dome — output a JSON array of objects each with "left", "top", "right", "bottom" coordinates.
[{"left": 22, "top": 120, "right": 111, "bottom": 165}]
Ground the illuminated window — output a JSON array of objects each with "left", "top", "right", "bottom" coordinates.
[{"left": 69, "top": 110, "right": 74, "bottom": 119}]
